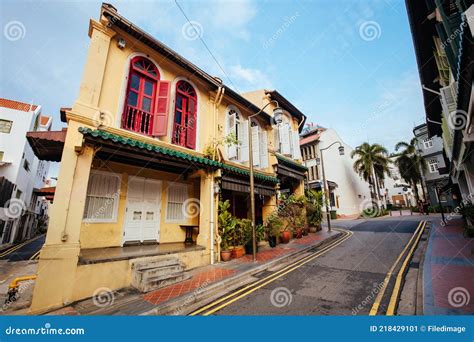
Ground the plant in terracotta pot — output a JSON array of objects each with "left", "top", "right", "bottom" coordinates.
[
  {"left": 306, "top": 190, "right": 325, "bottom": 232},
  {"left": 218, "top": 200, "right": 236, "bottom": 262},
  {"left": 241, "top": 221, "right": 266, "bottom": 254},
  {"left": 230, "top": 219, "right": 246, "bottom": 259},
  {"left": 265, "top": 213, "right": 283, "bottom": 247},
  {"left": 277, "top": 194, "right": 305, "bottom": 242}
]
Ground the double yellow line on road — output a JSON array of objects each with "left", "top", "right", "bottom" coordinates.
[
  {"left": 0, "top": 235, "right": 43, "bottom": 258},
  {"left": 369, "top": 220, "right": 426, "bottom": 316},
  {"left": 29, "top": 250, "right": 41, "bottom": 260},
  {"left": 190, "top": 229, "right": 353, "bottom": 316}
]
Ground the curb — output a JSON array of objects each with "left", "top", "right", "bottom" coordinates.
[
  {"left": 415, "top": 221, "right": 431, "bottom": 315},
  {"left": 142, "top": 230, "right": 345, "bottom": 315}
]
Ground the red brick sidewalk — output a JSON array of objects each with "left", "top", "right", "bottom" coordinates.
[
  {"left": 46, "top": 229, "right": 336, "bottom": 315},
  {"left": 145, "top": 231, "right": 332, "bottom": 306},
  {"left": 144, "top": 267, "right": 236, "bottom": 305},
  {"left": 423, "top": 218, "right": 474, "bottom": 314}
]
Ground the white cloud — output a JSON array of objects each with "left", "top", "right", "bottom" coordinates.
[{"left": 228, "top": 64, "right": 273, "bottom": 90}]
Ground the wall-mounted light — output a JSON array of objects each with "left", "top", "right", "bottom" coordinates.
[
  {"left": 213, "top": 182, "right": 220, "bottom": 195},
  {"left": 117, "top": 38, "right": 126, "bottom": 49},
  {"left": 338, "top": 146, "right": 345, "bottom": 156}
]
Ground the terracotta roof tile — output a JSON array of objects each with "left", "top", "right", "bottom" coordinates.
[
  {"left": 300, "top": 133, "right": 321, "bottom": 146},
  {"left": 0, "top": 98, "right": 38, "bottom": 112},
  {"left": 40, "top": 115, "right": 50, "bottom": 126}
]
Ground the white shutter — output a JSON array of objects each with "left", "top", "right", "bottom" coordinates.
[
  {"left": 251, "top": 125, "right": 260, "bottom": 167},
  {"left": 440, "top": 83, "right": 457, "bottom": 114},
  {"left": 83, "top": 171, "right": 120, "bottom": 221},
  {"left": 292, "top": 130, "right": 302, "bottom": 160},
  {"left": 279, "top": 123, "right": 291, "bottom": 155},
  {"left": 166, "top": 183, "right": 188, "bottom": 221},
  {"left": 227, "top": 113, "right": 237, "bottom": 159},
  {"left": 259, "top": 130, "right": 268, "bottom": 168},
  {"left": 239, "top": 119, "right": 249, "bottom": 162}
]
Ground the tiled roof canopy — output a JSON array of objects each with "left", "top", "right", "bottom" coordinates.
[
  {"left": 0, "top": 98, "right": 38, "bottom": 112},
  {"left": 79, "top": 127, "right": 279, "bottom": 184}
]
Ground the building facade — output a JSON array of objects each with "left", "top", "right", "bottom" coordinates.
[
  {"left": 300, "top": 126, "right": 371, "bottom": 217},
  {"left": 0, "top": 98, "right": 51, "bottom": 246},
  {"left": 28, "top": 3, "right": 305, "bottom": 313},
  {"left": 406, "top": 0, "right": 474, "bottom": 203},
  {"left": 413, "top": 123, "right": 456, "bottom": 208}
]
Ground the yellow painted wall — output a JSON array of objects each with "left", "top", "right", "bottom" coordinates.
[{"left": 80, "top": 161, "right": 199, "bottom": 249}]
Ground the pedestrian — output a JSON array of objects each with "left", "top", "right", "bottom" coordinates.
[{"left": 418, "top": 200, "right": 424, "bottom": 215}]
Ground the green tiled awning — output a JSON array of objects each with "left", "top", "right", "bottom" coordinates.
[
  {"left": 275, "top": 153, "right": 308, "bottom": 172},
  {"left": 79, "top": 127, "right": 279, "bottom": 184}
]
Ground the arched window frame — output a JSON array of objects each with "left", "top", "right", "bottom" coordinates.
[
  {"left": 226, "top": 106, "right": 244, "bottom": 161},
  {"left": 122, "top": 56, "right": 166, "bottom": 136},
  {"left": 172, "top": 80, "right": 198, "bottom": 149}
]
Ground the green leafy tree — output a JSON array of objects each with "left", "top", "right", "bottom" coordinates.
[
  {"left": 351, "top": 142, "right": 391, "bottom": 205},
  {"left": 394, "top": 138, "right": 427, "bottom": 202}
]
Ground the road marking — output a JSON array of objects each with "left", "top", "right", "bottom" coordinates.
[
  {"left": 191, "top": 229, "right": 353, "bottom": 316},
  {"left": 29, "top": 250, "right": 41, "bottom": 260},
  {"left": 189, "top": 229, "right": 351, "bottom": 316},
  {"left": 0, "top": 235, "right": 43, "bottom": 258},
  {"left": 386, "top": 220, "right": 427, "bottom": 315},
  {"left": 369, "top": 220, "right": 425, "bottom": 316}
]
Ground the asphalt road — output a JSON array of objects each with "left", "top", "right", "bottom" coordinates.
[
  {"left": 208, "top": 218, "right": 421, "bottom": 315},
  {"left": 0, "top": 235, "right": 45, "bottom": 262}
]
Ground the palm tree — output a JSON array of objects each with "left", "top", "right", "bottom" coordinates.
[
  {"left": 394, "top": 138, "right": 427, "bottom": 203},
  {"left": 352, "top": 143, "right": 391, "bottom": 206}
]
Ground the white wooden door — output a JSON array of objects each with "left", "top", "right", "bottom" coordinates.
[{"left": 123, "top": 177, "right": 162, "bottom": 244}]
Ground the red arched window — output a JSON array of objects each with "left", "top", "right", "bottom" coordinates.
[
  {"left": 172, "top": 80, "right": 197, "bottom": 149},
  {"left": 122, "top": 57, "right": 170, "bottom": 137}
]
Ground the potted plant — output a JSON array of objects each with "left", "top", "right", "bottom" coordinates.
[
  {"left": 218, "top": 200, "right": 236, "bottom": 262},
  {"left": 265, "top": 213, "right": 283, "bottom": 247},
  {"left": 278, "top": 194, "right": 306, "bottom": 242},
  {"left": 306, "top": 190, "right": 324, "bottom": 232},
  {"left": 240, "top": 219, "right": 254, "bottom": 255},
  {"left": 230, "top": 218, "right": 246, "bottom": 259},
  {"left": 280, "top": 224, "right": 292, "bottom": 244}
]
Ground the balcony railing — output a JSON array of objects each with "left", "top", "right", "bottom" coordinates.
[
  {"left": 122, "top": 105, "right": 153, "bottom": 136},
  {"left": 172, "top": 123, "right": 187, "bottom": 147}
]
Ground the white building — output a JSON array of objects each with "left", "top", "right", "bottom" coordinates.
[
  {"left": 0, "top": 98, "right": 52, "bottom": 246},
  {"left": 300, "top": 126, "right": 371, "bottom": 217},
  {"left": 384, "top": 159, "right": 417, "bottom": 207}
]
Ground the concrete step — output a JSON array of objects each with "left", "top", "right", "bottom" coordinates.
[
  {"left": 131, "top": 257, "right": 180, "bottom": 271},
  {"left": 131, "top": 256, "right": 190, "bottom": 293},
  {"left": 134, "top": 264, "right": 184, "bottom": 284},
  {"left": 135, "top": 273, "right": 191, "bottom": 293},
  {"left": 147, "top": 273, "right": 191, "bottom": 290}
]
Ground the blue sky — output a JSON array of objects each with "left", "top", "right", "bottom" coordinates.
[{"left": 1, "top": 0, "right": 426, "bottom": 177}]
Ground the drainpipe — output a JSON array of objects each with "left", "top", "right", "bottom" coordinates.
[{"left": 209, "top": 85, "right": 224, "bottom": 264}]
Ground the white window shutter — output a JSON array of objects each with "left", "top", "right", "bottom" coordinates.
[
  {"left": 239, "top": 119, "right": 249, "bottom": 162},
  {"left": 279, "top": 123, "right": 291, "bottom": 155},
  {"left": 251, "top": 125, "right": 260, "bottom": 166},
  {"left": 227, "top": 113, "right": 237, "bottom": 159},
  {"left": 259, "top": 130, "right": 268, "bottom": 168},
  {"left": 292, "top": 130, "right": 302, "bottom": 160},
  {"left": 83, "top": 171, "right": 120, "bottom": 221}
]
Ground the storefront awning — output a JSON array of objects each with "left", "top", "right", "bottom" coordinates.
[
  {"left": 26, "top": 129, "right": 67, "bottom": 162},
  {"left": 221, "top": 175, "right": 276, "bottom": 197},
  {"left": 79, "top": 128, "right": 279, "bottom": 183},
  {"left": 275, "top": 153, "right": 307, "bottom": 181},
  {"left": 308, "top": 180, "right": 338, "bottom": 190}
]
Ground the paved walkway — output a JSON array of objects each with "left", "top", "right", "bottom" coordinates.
[
  {"left": 423, "top": 217, "right": 474, "bottom": 314},
  {"left": 48, "top": 229, "right": 335, "bottom": 315}
]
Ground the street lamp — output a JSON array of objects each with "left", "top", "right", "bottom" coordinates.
[
  {"left": 319, "top": 141, "right": 345, "bottom": 232},
  {"left": 248, "top": 100, "right": 282, "bottom": 262}
]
